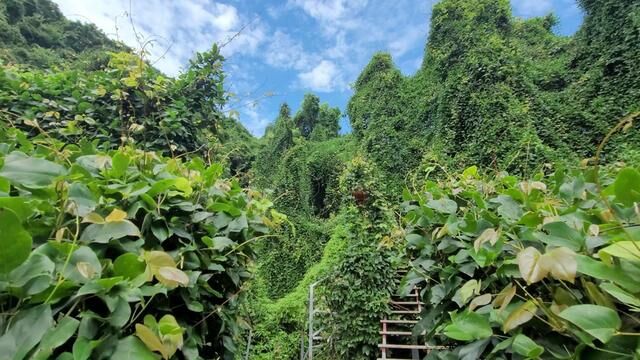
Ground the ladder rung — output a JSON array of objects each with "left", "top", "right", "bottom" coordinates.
[
  {"left": 390, "top": 310, "right": 420, "bottom": 314},
  {"left": 380, "top": 319, "right": 418, "bottom": 324},
  {"left": 390, "top": 301, "right": 424, "bottom": 305},
  {"left": 378, "top": 344, "right": 432, "bottom": 350},
  {"left": 380, "top": 330, "right": 424, "bottom": 336}
]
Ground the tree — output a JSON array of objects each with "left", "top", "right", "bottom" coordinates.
[
  {"left": 294, "top": 93, "right": 320, "bottom": 139},
  {"left": 310, "top": 103, "right": 341, "bottom": 141}
]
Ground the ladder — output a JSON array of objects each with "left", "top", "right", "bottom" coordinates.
[{"left": 378, "top": 269, "right": 446, "bottom": 360}]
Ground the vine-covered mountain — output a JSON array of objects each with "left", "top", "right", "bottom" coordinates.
[{"left": 0, "top": 0, "right": 127, "bottom": 68}]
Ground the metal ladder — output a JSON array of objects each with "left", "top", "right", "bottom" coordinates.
[
  {"left": 301, "top": 279, "right": 326, "bottom": 360},
  {"left": 377, "top": 269, "right": 445, "bottom": 360}
]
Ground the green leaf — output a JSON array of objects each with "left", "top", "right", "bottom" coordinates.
[
  {"left": 80, "top": 221, "right": 141, "bottom": 243},
  {"left": 32, "top": 317, "right": 80, "bottom": 360},
  {"left": 110, "top": 152, "right": 130, "bottom": 178},
  {"left": 209, "top": 236, "right": 235, "bottom": 251},
  {"left": 111, "top": 336, "right": 160, "bottom": 360},
  {"left": 72, "top": 337, "right": 98, "bottom": 360},
  {"left": 443, "top": 312, "right": 492, "bottom": 341},
  {"left": 427, "top": 198, "right": 458, "bottom": 214},
  {"left": 559, "top": 304, "right": 621, "bottom": 343},
  {"left": 76, "top": 277, "right": 124, "bottom": 296},
  {"left": 599, "top": 241, "right": 640, "bottom": 262},
  {"left": 227, "top": 213, "right": 248, "bottom": 233},
  {"left": 113, "top": 253, "right": 146, "bottom": 279},
  {"left": 537, "top": 222, "right": 584, "bottom": 251},
  {"left": 0, "top": 197, "right": 32, "bottom": 222},
  {"left": 0, "top": 304, "right": 53, "bottom": 360},
  {"left": 576, "top": 255, "right": 640, "bottom": 292},
  {"left": 453, "top": 279, "right": 480, "bottom": 307},
  {"left": 0, "top": 151, "right": 66, "bottom": 188},
  {"left": 599, "top": 282, "right": 640, "bottom": 308},
  {"left": 147, "top": 178, "right": 192, "bottom": 197},
  {"left": 8, "top": 252, "right": 55, "bottom": 295},
  {"left": 0, "top": 208, "right": 32, "bottom": 273},
  {"left": 491, "top": 195, "right": 522, "bottom": 222},
  {"left": 512, "top": 334, "right": 544, "bottom": 358},
  {"left": 64, "top": 246, "right": 102, "bottom": 284},
  {"left": 151, "top": 222, "right": 170, "bottom": 242},
  {"left": 75, "top": 155, "right": 111, "bottom": 174},
  {"left": 406, "top": 233, "right": 427, "bottom": 249},
  {"left": 503, "top": 300, "right": 537, "bottom": 333},
  {"left": 68, "top": 183, "right": 97, "bottom": 217},
  {"left": 613, "top": 168, "right": 640, "bottom": 206}
]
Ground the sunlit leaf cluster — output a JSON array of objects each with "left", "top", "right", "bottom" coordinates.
[
  {"left": 401, "top": 164, "right": 640, "bottom": 358},
  {"left": 0, "top": 127, "right": 281, "bottom": 359}
]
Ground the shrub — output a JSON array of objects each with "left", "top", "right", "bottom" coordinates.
[
  {"left": 0, "top": 127, "right": 282, "bottom": 359},
  {"left": 401, "top": 162, "right": 640, "bottom": 358}
]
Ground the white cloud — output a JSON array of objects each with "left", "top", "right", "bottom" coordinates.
[
  {"left": 52, "top": 0, "right": 265, "bottom": 76},
  {"left": 290, "top": 0, "right": 368, "bottom": 21},
  {"left": 511, "top": 0, "right": 554, "bottom": 17},
  {"left": 264, "top": 30, "right": 315, "bottom": 70},
  {"left": 298, "top": 60, "right": 342, "bottom": 92},
  {"left": 289, "top": 0, "right": 367, "bottom": 36}
]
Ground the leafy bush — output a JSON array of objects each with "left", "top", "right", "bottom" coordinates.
[
  {"left": 0, "top": 127, "right": 281, "bottom": 359},
  {"left": 1, "top": 46, "right": 229, "bottom": 156},
  {"left": 243, "top": 215, "right": 350, "bottom": 360},
  {"left": 401, "top": 162, "right": 640, "bottom": 358}
]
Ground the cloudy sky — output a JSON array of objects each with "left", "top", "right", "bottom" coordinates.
[{"left": 52, "top": 0, "right": 584, "bottom": 136}]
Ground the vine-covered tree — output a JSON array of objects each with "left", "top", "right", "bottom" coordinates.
[
  {"left": 294, "top": 93, "right": 320, "bottom": 139},
  {"left": 563, "top": 0, "right": 640, "bottom": 155}
]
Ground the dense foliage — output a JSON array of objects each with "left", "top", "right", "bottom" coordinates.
[
  {"left": 401, "top": 158, "right": 640, "bottom": 358},
  {"left": 1, "top": 46, "right": 231, "bottom": 156},
  {"left": 348, "top": 0, "right": 639, "bottom": 189},
  {"left": 0, "top": 126, "right": 282, "bottom": 359}
]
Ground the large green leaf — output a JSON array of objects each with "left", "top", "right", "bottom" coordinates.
[
  {"left": 599, "top": 282, "right": 640, "bottom": 308},
  {"left": 64, "top": 246, "right": 103, "bottom": 284},
  {"left": 512, "top": 334, "right": 544, "bottom": 358},
  {"left": 613, "top": 168, "right": 640, "bottom": 206},
  {"left": 32, "top": 316, "right": 80, "bottom": 360},
  {"left": 503, "top": 300, "right": 537, "bottom": 333},
  {"left": 427, "top": 198, "right": 458, "bottom": 214},
  {"left": 113, "top": 253, "right": 146, "bottom": 279},
  {"left": 0, "top": 304, "right": 53, "bottom": 359},
  {"left": 0, "top": 197, "right": 32, "bottom": 222},
  {"left": 80, "top": 221, "right": 141, "bottom": 243},
  {"left": 0, "top": 208, "right": 32, "bottom": 273},
  {"left": 559, "top": 304, "right": 621, "bottom": 343},
  {"left": 599, "top": 241, "right": 640, "bottom": 262},
  {"left": 537, "top": 222, "right": 584, "bottom": 251},
  {"left": 0, "top": 151, "right": 66, "bottom": 188},
  {"left": 443, "top": 312, "right": 492, "bottom": 341},
  {"left": 8, "top": 252, "right": 55, "bottom": 295},
  {"left": 576, "top": 255, "right": 640, "bottom": 292},
  {"left": 111, "top": 336, "right": 160, "bottom": 360},
  {"left": 68, "top": 183, "right": 97, "bottom": 216}
]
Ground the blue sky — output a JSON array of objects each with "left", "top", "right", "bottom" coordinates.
[{"left": 53, "top": 0, "right": 584, "bottom": 136}]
